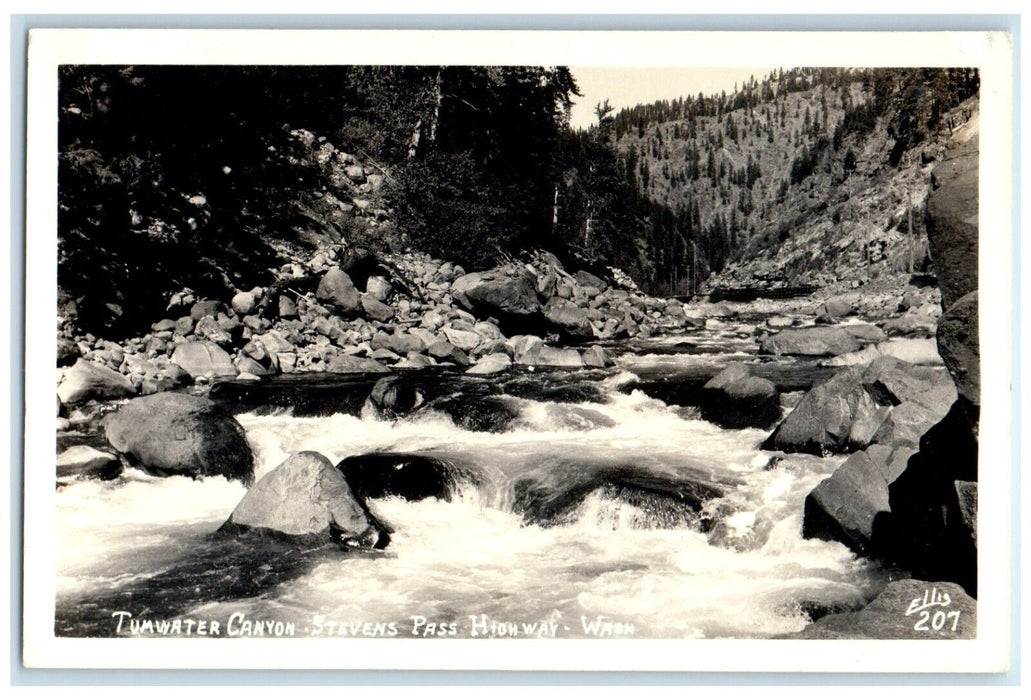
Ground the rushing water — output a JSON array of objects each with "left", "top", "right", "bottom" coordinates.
[{"left": 54, "top": 320, "right": 889, "bottom": 639}]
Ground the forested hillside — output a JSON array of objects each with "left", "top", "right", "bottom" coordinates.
[
  {"left": 601, "top": 67, "right": 979, "bottom": 294},
  {"left": 58, "top": 65, "right": 977, "bottom": 338}
]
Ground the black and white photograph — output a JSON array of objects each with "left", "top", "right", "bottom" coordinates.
[{"left": 21, "top": 28, "right": 1014, "bottom": 673}]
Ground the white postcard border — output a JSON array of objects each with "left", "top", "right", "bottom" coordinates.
[{"left": 22, "top": 28, "right": 1015, "bottom": 673}]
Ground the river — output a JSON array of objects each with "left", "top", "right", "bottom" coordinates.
[{"left": 54, "top": 311, "right": 888, "bottom": 639}]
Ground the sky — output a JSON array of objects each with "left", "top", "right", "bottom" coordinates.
[{"left": 568, "top": 66, "right": 779, "bottom": 130}]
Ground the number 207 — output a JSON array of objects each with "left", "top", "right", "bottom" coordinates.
[{"left": 913, "top": 610, "right": 961, "bottom": 632}]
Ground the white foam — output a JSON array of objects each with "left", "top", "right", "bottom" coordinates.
[{"left": 55, "top": 383, "right": 882, "bottom": 638}]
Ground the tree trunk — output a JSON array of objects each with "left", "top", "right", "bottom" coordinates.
[
  {"left": 407, "top": 118, "right": 423, "bottom": 160},
  {"left": 427, "top": 69, "right": 443, "bottom": 145}
]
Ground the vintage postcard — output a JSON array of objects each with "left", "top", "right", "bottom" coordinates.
[{"left": 22, "top": 28, "right": 1013, "bottom": 672}]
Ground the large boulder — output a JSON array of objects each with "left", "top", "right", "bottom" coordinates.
[
  {"left": 170, "top": 341, "right": 237, "bottom": 379},
  {"left": 875, "top": 400, "right": 979, "bottom": 595},
  {"left": 451, "top": 269, "right": 540, "bottom": 319},
  {"left": 861, "top": 356, "right": 956, "bottom": 410},
  {"left": 543, "top": 297, "right": 594, "bottom": 340},
  {"left": 759, "top": 327, "right": 863, "bottom": 357},
  {"left": 700, "top": 363, "right": 781, "bottom": 430},
  {"left": 762, "top": 367, "right": 873, "bottom": 455},
  {"left": 803, "top": 443, "right": 915, "bottom": 555},
  {"left": 936, "top": 290, "right": 979, "bottom": 407},
  {"left": 880, "top": 314, "right": 939, "bottom": 338},
  {"left": 57, "top": 359, "right": 134, "bottom": 405},
  {"left": 925, "top": 107, "right": 979, "bottom": 310},
  {"left": 574, "top": 270, "right": 608, "bottom": 296},
  {"left": 764, "top": 358, "right": 955, "bottom": 456},
  {"left": 365, "top": 275, "right": 392, "bottom": 302},
  {"left": 316, "top": 267, "right": 361, "bottom": 314},
  {"left": 219, "top": 451, "right": 387, "bottom": 549},
  {"left": 875, "top": 338, "right": 943, "bottom": 365},
  {"left": 370, "top": 331, "right": 425, "bottom": 355},
  {"left": 231, "top": 290, "right": 258, "bottom": 316},
  {"left": 441, "top": 326, "right": 482, "bottom": 352},
  {"left": 57, "top": 337, "right": 80, "bottom": 366},
  {"left": 193, "top": 316, "right": 232, "bottom": 346},
  {"left": 466, "top": 353, "right": 512, "bottom": 375},
  {"left": 788, "top": 579, "right": 976, "bottom": 639},
  {"left": 103, "top": 393, "right": 254, "bottom": 484},
  {"left": 817, "top": 296, "right": 855, "bottom": 318}
]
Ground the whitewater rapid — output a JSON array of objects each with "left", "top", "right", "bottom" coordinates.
[{"left": 55, "top": 355, "right": 887, "bottom": 638}]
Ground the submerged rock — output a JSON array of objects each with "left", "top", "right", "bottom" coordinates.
[
  {"left": 513, "top": 466, "right": 724, "bottom": 528},
  {"left": 220, "top": 451, "right": 387, "bottom": 549},
  {"left": 425, "top": 394, "right": 520, "bottom": 432},
  {"left": 336, "top": 452, "right": 466, "bottom": 502},
  {"left": 103, "top": 393, "right": 254, "bottom": 484},
  {"left": 366, "top": 375, "right": 422, "bottom": 418}
]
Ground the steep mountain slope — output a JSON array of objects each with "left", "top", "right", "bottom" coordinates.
[{"left": 607, "top": 68, "right": 979, "bottom": 294}]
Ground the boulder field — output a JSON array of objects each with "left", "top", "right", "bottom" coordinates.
[{"left": 55, "top": 249, "right": 661, "bottom": 412}]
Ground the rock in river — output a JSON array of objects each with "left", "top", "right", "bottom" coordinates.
[
  {"left": 103, "top": 392, "right": 254, "bottom": 484},
  {"left": 700, "top": 363, "right": 781, "bottom": 430},
  {"left": 56, "top": 444, "right": 122, "bottom": 481},
  {"left": 759, "top": 326, "right": 863, "bottom": 357},
  {"left": 336, "top": 452, "right": 465, "bottom": 502},
  {"left": 762, "top": 367, "right": 875, "bottom": 455},
  {"left": 764, "top": 357, "right": 954, "bottom": 456},
  {"left": 802, "top": 443, "right": 915, "bottom": 555},
  {"left": 220, "top": 451, "right": 388, "bottom": 548}
]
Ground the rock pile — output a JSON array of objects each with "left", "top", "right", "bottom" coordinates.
[{"left": 56, "top": 248, "right": 696, "bottom": 412}]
